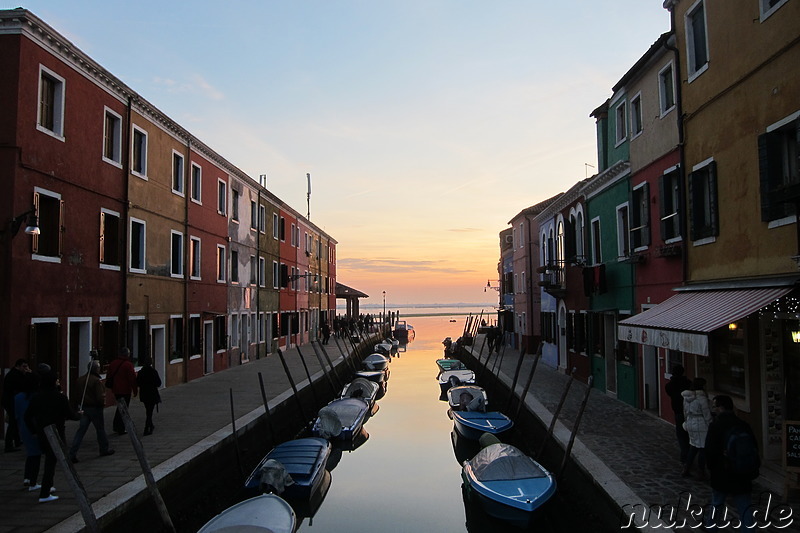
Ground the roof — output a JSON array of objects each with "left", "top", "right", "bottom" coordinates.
[{"left": 335, "top": 283, "right": 369, "bottom": 299}]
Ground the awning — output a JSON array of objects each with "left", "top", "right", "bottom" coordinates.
[{"left": 617, "top": 287, "right": 792, "bottom": 356}]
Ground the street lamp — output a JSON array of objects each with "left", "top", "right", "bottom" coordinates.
[
  {"left": 485, "top": 279, "right": 500, "bottom": 292},
  {"left": 7, "top": 207, "right": 40, "bottom": 237}
]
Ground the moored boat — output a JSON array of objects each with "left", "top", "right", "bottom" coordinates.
[
  {"left": 438, "top": 368, "right": 476, "bottom": 392},
  {"left": 362, "top": 352, "right": 390, "bottom": 371},
  {"left": 312, "top": 397, "right": 370, "bottom": 441},
  {"left": 436, "top": 358, "right": 468, "bottom": 372},
  {"left": 393, "top": 320, "right": 415, "bottom": 342},
  {"left": 244, "top": 437, "right": 331, "bottom": 501},
  {"left": 198, "top": 493, "right": 296, "bottom": 533},
  {"left": 355, "top": 366, "right": 389, "bottom": 384},
  {"left": 447, "top": 385, "right": 488, "bottom": 412},
  {"left": 461, "top": 441, "right": 556, "bottom": 528},
  {"left": 339, "top": 377, "right": 380, "bottom": 409},
  {"left": 451, "top": 410, "right": 513, "bottom": 441}
]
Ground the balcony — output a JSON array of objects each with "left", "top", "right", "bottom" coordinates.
[{"left": 537, "top": 260, "right": 566, "bottom": 298}]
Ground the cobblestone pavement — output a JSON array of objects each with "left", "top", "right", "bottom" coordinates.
[{"left": 465, "top": 336, "right": 799, "bottom": 533}]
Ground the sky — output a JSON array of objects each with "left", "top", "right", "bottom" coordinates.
[{"left": 9, "top": 1, "right": 671, "bottom": 307}]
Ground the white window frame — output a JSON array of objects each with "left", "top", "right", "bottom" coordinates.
[
  {"left": 170, "top": 230, "right": 184, "bottom": 278},
  {"left": 685, "top": 0, "right": 709, "bottom": 82},
  {"left": 250, "top": 255, "right": 257, "bottom": 286},
  {"left": 30, "top": 187, "right": 62, "bottom": 264},
  {"left": 759, "top": 0, "right": 788, "bottom": 22},
  {"left": 258, "top": 205, "right": 266, "bottom": 233},
  {"left": 172, "top": 150, "right": 185, "bottom": 196},
  {"left": 590, "top": 217, "right": 602, "bottom": 265},
  {"left": 658, "top": 62, "right": 676, "bottom": 118},
  {"left": 273, "top": 261, "right": 279, "bottom": 289},
  {"left": 99, "top": 208, "right": 121, "bottom": 271},
  {"left": 291, "top": 223, "right": 297, "bottom": 246},
  {"left": 217, "top": 179, "right": 227, "bottom": 216},
  {"left": 190, "top": 236, "right": 201, "bottom": 280},
  {"left": 190, "top": 163, "right": 202, "bottom": 204},
  {"left": 273, "top": 213, "right": 279, "bottom": 239},
  {"left": 102, "top": 107, "right": 122, "bottom": 167},
  {"left": 131, "top": 125, "right": 148, "bottom": 180},
  {"left": 259, "top": 256, "right": 266, "bottom": 287},
  {"left": 615, "top": 100, "right": 627, "bottom": 146},
  {"left": 630, "top": 92, "right": 643, "bottom": 139},
  {"left": 216, "top": 244, "right": 226, "bottom": 283},
  {"left": 37, "top": 65, "right": 65, "bottom": 140},
  {"left": 129, "top": 217, "right": 146, "bottom": 274},
  {"left": 616, "top": 203, "right": 630, "bottom": 259},
  {"left": 231, "top": 250, "right": 239, "bottom": 284},
  {"left": 231, "top": 188, "right": 240, "bottom": 222}
]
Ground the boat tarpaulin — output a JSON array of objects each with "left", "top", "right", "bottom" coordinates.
[
  {"left": 617, "top": 287, "right": 792, "bottom": 356},
  {"left": 470, "top": 443, "right": 548, "bottom": 482}
]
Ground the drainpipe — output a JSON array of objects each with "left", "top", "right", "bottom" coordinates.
[
  {"left": 122, "top": 96, "right": 132, "bottom": 347},
  {"left": 184, "top": 139, "right": 191, "bottom": 382}
]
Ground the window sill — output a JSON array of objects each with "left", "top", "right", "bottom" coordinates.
[{"left": 692, "top": 236, "right": 716, "bottom": 247}]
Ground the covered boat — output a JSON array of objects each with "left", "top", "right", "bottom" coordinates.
[
  {"left": 355, "top": 366, "right": 389, "bottom": 384},
  {"left": 312, "top": 397, "right": 370, "bottom": 441},
  {"left": 244, "top": 437, "right": 331, "bottom": 501},
  {"left": 461, "top": 442, "right": 556, "bottom": 528},
  {"left": 362, "top": 352, "right": 390, "bottom": 371},
  {"left": 436, "top": 358, "right": 468, "bottom": 372},
  {"left": 339, "top": 377, "right": 380, "bottom": 409},
  {"left": 451, "top": 410, "right": 513, "bottom": 441},
  {"left": 438, "top": 368, "right": 476, "bottom": 392},
  {"left": 198, "top": 493, "right": 296, "bottom": 533},
  {"left": 447, "top": 385, "right": 488, "bottom": 412}
]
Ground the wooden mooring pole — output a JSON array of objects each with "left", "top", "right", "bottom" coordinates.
[{"left": 514, "top": 344, "right": 542, "bottom": 421}]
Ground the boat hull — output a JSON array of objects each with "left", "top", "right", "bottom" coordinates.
[
  {"left": 244, "top": 437, "right": 331, "bottom": 501},
  {"left": 451, "top": 411, "right": 513, "bottom": 441},
  {"left": 198, "top": 493, "right": 296, "bottom": 533}
]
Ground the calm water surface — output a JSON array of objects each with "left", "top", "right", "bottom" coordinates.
[{"left": 298, "top": 311, "right": 554, "bottom": 533}]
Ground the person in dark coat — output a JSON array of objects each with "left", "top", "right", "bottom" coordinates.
[
  {"left": 24, "top": 364, "right": 78, "bottom": 503},
  {"left": 3, "top": 358, "right": 30, "bottom": 452},
  {"left": 704, "top": 395, "right": 758, "bottom": 530},
  {"left": 136, "top": 357, "right": 161, "bottom": 436},
  {"left": 14, "top": 372, "right": 41, "bottom": 489},
  {"left": 665, "top": 364, "right": 692, "bottom": 467},
  {"left": 68, "top": 361, "right": 114, "bottom": 462},
  {"left": 107, "top": 347, "right": 138, "bottom": 435}
]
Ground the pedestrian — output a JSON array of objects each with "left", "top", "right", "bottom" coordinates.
[
  {"left": 107, "top": 347, "right": 138, "bottom": 435},
  {"left": 3, "top": 358, "right": 30, "bottom": 452},
  {"left": 14, "top": 372, "right": 42, "bottom": 490},
  {"left": 704, "top": 394, "right": 760, "bottom": 530},
  {"left": 136, "top": 357, "right": 161, "bottom": 436},
  {"left": 68, "top": 361, "right": 114, "bottom": 463},
  {"left": 681, "top": 377, "right": 712, "bottom": 478},
  {"left": 665, "top": 364, "right": 692, "bottom": 467},
  {"left": 24, "top": 363, "right": 78, "bottom": 503},
  {"left": 321, "top": 322, "right": 331, "bottom": 345}
]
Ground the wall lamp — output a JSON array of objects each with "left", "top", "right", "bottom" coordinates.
[
  {"left": 485, "top": 279, "right": 500, "bottom": 292},
  {"left": 9, "top": 208, "right": 40, "bottom": 237}
]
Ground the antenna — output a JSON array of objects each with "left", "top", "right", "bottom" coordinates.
[
  {"left": 306, "top": 173, "right": 311, "bottom": 220},
  {"left": 585, "top": 163, "right": 595, "bottom": 178}
]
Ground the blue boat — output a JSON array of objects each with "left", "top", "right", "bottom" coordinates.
[
  {"left": 244, "top": 437, "right": 332, "bottom": 501},
  {"left": 198, "top": 493, "right": 296, "bottom": 533},
  {"left": 312, "top": 397, "right": 370, "bottom": 441},
  {"left": 461, "top": 442, "right": 556, "bottom": 528},
  {"left": 451, "top": 410, "right": 513, "bottom": 441}
]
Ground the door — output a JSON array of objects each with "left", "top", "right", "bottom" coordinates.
[
  {"left": 558, "top": 305, "right": 567, "bottom": 371},
  {"left": 204, "top": 321, "right": 214, "bottom": 374},
  {"left": 642, "top": 345, "right": 658, "bottom": 412},
  {"left": 67, "top": 318, "right": 91, "bottom": 399},
  {"left": 150, "top": 325, "right": 166, "bottom": 385},
  {"left": 604, "top": 314, "right": 617, "bottom": 396}
]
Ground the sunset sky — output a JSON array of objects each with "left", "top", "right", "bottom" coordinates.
[{"left": 12, "top": 1, "right": 670, "bottom": 307}]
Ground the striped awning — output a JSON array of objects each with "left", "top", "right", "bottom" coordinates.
[{"left": 618, "top": 287, "right": 792, "bottom": 356}]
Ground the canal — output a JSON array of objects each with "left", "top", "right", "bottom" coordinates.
[{"left": 198, "top": 311, "right": 610, "bottom": 532}]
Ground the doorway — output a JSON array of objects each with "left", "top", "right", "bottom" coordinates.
[
  {"left": 204, "top": 320, "right": 214, "bottom": 375},
  {"left": 642, "top": 345, "right": 659, "bottom": 412},
  {"left": 150, "top": 325, "right": 166, "bottom": 384},
  {"left": 67, "top": 318, "right": 92, "bottom": 399}
]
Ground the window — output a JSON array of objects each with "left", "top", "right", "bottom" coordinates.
[
  {"left": 130, "top": 218, "right": 146, "bottom": 273},
  {"left": 171, "top": 230, "right": 184, "bottom": 277},
  {"left": 760, "top": 0, "right": 788, "bottom": 21},
  {"left": 251, "top": 201, "right": 258, "bottom": 230},
  {"left": 32, "top": 188, "right": 63, "bottom": 261},
  {"left": 658, "top": 63, "right": 676, "bottom": 116},
  {"left": 630, "top": 93, "right": 643, "bottom": 137},
  {"left": 191, "top": 163, "right": 202, "bottom": 203},
  {"left": 250, "top": 255, "right": 257, "bottom": 285},
  {"left": 258, "top": 205, "right": 266, "bottom": 233},
  {"left": 291, "top": 224, "right": 297, "bottom": 246},
  {"left": 231, "top": 250, "right": 239, "bottom": 283},
  {"left": 172, "top": 151, "right": 185, "bottom": 195},
  {"left": 273, "top": 261, "right": 279, "bottom": 289},
  {"left": 273, "top": 214, "right": 279, "bottom": 239},
  {"left": 231, "top": 314, "right": 240, "bottom": 349},
  {"left": 216, "top": 244, "right": 226, "bottom": 282},
  {"left": 217, "top": 180, "right": 227, "bottom": 215},
  {"left": 214, "top": 316, "right": 227, "bottom": 351},
  {"left": 190, "top": 236, "right": 201, "bottom": 280},
  {"left": 590, "top": 218, "right": 602, "bottom": 265},
  {"left": 759, "top": 112, "right": 799, "bottom": 223},
  {"left": 685, "top": 0, "right": 709, "bottom": 79},
  {"left": 280, "top": 217, "right": 286, "bottom": 241},
  {"left": 170, "top": 316, "right": 184, "bottom": 358},
  {"left": 688, "top": 159, "right": 718, "bottom": 241},
  {"left": 231, "top": 188, "right": 240, "bottom": 222},
  {"left": 616, "top": 203, "right": 630, "bottom": 258},
  {"left": 659, "top": 167, "right": 682, "bottom": 242},
  {"left": 189, "top": 316, "right": 201, "bottom": 355},
  {"left": 259, "top": 257, "right": 266, "bottom": 287},
  {"left": 630, "top": 183, "right": 650, "bottom": 250},
  {"left": 615, "top": 100, "right": 627, "bottom": 146},
  {"left": 280, "top": 263, "right": 288, "bottom": 288},
  {"left": 518, "top": 223, "right": 524, "bottom": 249},
  {"left": 99, "top": 209, "right": 121, "bottom": 269},
  {"left": 37, "top": 65, "right": 65, "bottom": 138},
  {"left": 103, "top": 108, "right": 122, "bottom": 166},
  {"left": 131, "top": 126, "right": 148, "bottom": 178}
]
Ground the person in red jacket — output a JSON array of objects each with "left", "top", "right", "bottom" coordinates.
[{"left": 106, "top": 347, "right": 138, "bottom": 435}]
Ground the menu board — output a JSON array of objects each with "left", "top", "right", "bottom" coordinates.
[{"left": 787, "top": 421, "right": 800, "bottom": 472}]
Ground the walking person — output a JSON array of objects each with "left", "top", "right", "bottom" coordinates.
[
  {"left": 681, "top": 377, "right": 712, "bottom": 478},
  {"left": 704, "top": 395, "right": 760, "bottom": 530},
  {"left": 3, "top": 358, "right": 30, "bottom": 452},
  {"left": 107, "top": 347, "right": 138, "bottom": 435},
  {"left": 321, "top": 322, "right": 331, "bottom": 345},
  {"left": 24, "top": 364, "right": 78, "bottom": 503},
  {"left": 14, "top": 372, "right": 42, "bottom": 490},
  {"left": 68, "top": 361, "right": 114, "bottom": 463},
  {"left": 665, "top": 364, "right": 692, "bottom": 468},
  {"left": 136, "top": 357, "right": 161, "bottom": 436}
]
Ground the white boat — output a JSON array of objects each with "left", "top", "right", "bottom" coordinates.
[
  {"left": 438, "top": 368, "right": 476, "bottom": 391},
  {"left": 362, "top": 353, "right": 390, "bottom": 371},
  {"left": 198, "top": 493, "right": 296, "bottom": 532},
  {"left": 339, "top": 377, "right": 380, "bottom": 409},
  {"left": 447, "top": 385, "right": 488, "bottom": 412}
]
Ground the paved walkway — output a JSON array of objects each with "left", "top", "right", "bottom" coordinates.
[
  {"left": 0, "top": 335, "right": 360, "bottom": 533},
  {"left": 463, "top": 335, "right": 798, "bottom": 532}
]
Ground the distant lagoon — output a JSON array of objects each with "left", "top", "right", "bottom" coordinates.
[{"left": 337, "top": 303, "right": 497, "bottom": 319}]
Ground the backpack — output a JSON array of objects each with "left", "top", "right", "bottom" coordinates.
[{"left": 724, "top": 426, "right": 760, "bottom": 480}]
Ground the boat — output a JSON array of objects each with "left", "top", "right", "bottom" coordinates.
[
  {"left": 436, "top": 358, "right": 468, "bottom": 372},
  {"left": 393, "top": 320, "right": 415, "bottom": 342},
  {"left": 294, "top": 470, "right": 332, "bottom": 529},
  {"left": 355, "top": 366, "right": 389, "bottom": 384},
  {"left": 438, "top": 368, "right": 476, "bottom": 392},
  {"left": 244, "top": 437, "right": 331, "bottom": 501},
  {"left": 198, "top": 493, "right": 296, "bottom": 533},
  {"left": 451, "top": 410, "right": 513, "bottom": 441},
  {"left": 374, "top": 339, "right": 398, "bottom": 355},
  {"left": 312, "top": 397, "right": 370, "bottom": 441},
  {"left": 362, "top": 352, "right": 390, "bottom": 371},
  {"left": 339, "top": 377, "right": 380, "bottom": 409},
  {"left": 461, "top": 441, "right": 556, "bottom": 528},
  {"left": 447, "top": 385, "right": 488, "bottom": 412}
]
